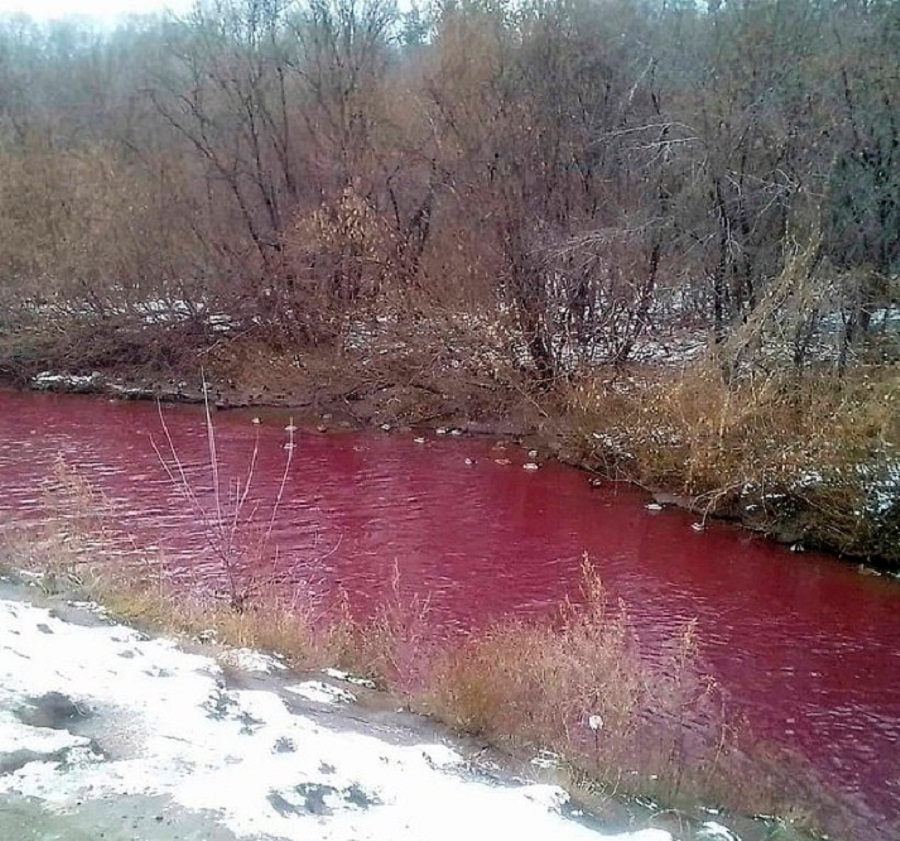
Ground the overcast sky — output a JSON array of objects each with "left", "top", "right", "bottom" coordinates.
[{"left": 0, "top": 0, "right": 194, "bottom": 25}]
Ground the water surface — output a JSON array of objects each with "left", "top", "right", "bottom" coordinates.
[{"left": 0, "top": 390, "right": 897, "bottom": 836}]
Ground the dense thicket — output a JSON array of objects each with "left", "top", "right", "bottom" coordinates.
[{"left": 0, "top": 0, "right": 897, "bottom": 377}]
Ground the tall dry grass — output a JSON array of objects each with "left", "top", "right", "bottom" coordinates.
[
  {"left": 423, "top": 560, "right": 732, "bottom": 807},
  {"left": 150, "top": 380, "right": 297, "bottom": 609},
  {"left": 570, "top": 360, "right": 900, "bottom": 562}
]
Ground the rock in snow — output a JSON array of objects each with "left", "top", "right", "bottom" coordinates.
[{"left": 0, "top": 597, "right": 671, "bottom": 841}]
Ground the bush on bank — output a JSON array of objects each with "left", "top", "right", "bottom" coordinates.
[{"left": 570, "top": 360, "right": 900, "bottom": 567}]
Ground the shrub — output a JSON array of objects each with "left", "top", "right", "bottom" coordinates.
[{"left": 423, "top": 559, "right": 730, "bottom": 807}]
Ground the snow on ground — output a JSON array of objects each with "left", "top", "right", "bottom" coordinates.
[
  {"left": 323, "top": 667, "right": 377, "bottom": 689},
  {"left": 0, "top": 597, "right": 670, "bottom": 841},
  {"left": 217, "top": 647, "right": 287, "bottom": 675},
  {"left": 697, "top": 821, "right": 741, "bottom": 841},
  {"left": 860, "top": 456, "right": 900, "bottom": 519},
  {"left": 32, "top": 371, "right": 103, "bottom": 392},
  {"left": 285, "top": 680, "right": 357, "bottom": 705},
  {"left": 787, "top": 454, "right": 900, "bottom": 524}
]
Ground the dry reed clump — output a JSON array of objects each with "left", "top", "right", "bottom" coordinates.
[
  {"left": 421, "top": 560, "right": 732, "bottom": 809},
  {"left": 571, "top": 360, "right": 900, "bottom": 561},
  {"left": 9, "top": 455, "right": 151, "bottom": 593},
  {"left": 301, "top": 566, "right": 438, "bottom": 693},
  {"left": 0, "top": 511, "right": 342, "bottom": 674},
  {"left": 150, "top": 383, "right": 296, "bottom": 610},
  {"left": 0, "top": 449, "right": 330, "bottom": 671},
  {"left": 43, "top": 455, "right": 113, "bottom": 545},
  {"left": 6, "top": 452, "right": 431, "bottom": 689},
  {"left": 419, "top": 564, "right": 844, "bottom": 829}
]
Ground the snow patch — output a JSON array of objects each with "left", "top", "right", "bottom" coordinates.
[
  {"left": 698, "top": 820, "right": 742, "bottom": 841},
  {"left": 522, "top": 783, "right": 571, "bottom": 811},
  {"left": 0, "top": 711, "right": 87, "bottom": 756},
  {"left": 66, "top": 600, "right": 110, "bottom": 618},
  {"left": 286, "top": 680, "right": 357, "bottom": 705},
  {"left": 323, "top": 668, "right": 377, "bottom": 689},
  {"left": 218, "top": 648, "right": 287, "bottom": 675},
  {"left": 32, "top": 371, "right": 102, "bottom": 391},
  {"left": 0, "top": 597, "right": 671, "bottom": 841},
  {"left": 860, "top": 457, "right": 900, "bottom": 518},
  {"left": 419, "top": 744, "right": 464, "bottom": 769}
]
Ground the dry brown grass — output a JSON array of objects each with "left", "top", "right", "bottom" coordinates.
[
  {"left": 569, "top": 359, "right": 900, "bottom": 562},
  {"left": 422, "top": 560, "right": 733, "bottom": 807}
]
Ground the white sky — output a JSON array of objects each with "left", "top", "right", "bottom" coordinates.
[{"left": 0, "top": 0, "right": 194, "bottom": 25}]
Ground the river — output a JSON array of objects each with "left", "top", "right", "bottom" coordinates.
[{"left": 0, "top": 390, "right": 897, "bottom": 837}]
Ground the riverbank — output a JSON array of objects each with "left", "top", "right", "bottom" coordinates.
[
  {"left": 8, "top": 324, "right": 899, "bottom": 571},
  {"left": 1, "top": 570, "right": 684, "bottom": 841},
  {"left": 4, "top": 519, "right": 856, "bottom": 841}
]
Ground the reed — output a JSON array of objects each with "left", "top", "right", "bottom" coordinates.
[
  {"left": 149, "top": 373, "right": 295, "bottom": 608},
  {"left": 422, "top": 559, "right": 733, "bottom": 809}
]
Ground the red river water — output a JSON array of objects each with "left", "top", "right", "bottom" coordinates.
[{"left": 0, "top": 390, "right": 898, "bottom": 837}]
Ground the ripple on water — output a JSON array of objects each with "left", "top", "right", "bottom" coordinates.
[{"left": 0, "top": 390, "right": 899, "bottom": 834}]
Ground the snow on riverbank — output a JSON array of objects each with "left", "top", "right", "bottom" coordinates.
[{"left": 0, "top": 596, "right": 669, "bottom": 841}]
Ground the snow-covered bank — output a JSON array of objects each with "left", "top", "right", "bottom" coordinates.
[{"left": 0, "top": 594, "right": 669, "bottom": 841}]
